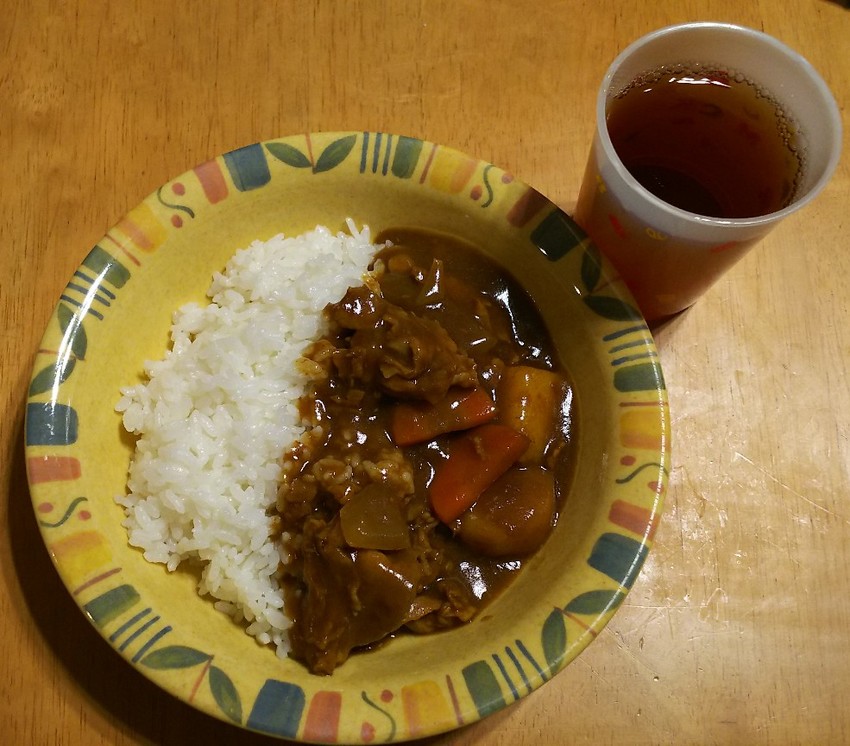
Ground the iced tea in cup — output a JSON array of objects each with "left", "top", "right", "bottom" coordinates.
[{"left": 573, "top": 22, "right": 842, "bottom": 322}]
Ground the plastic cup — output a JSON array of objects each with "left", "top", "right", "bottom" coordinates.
[{"left": 573, "top": 22, "right": 842, "bottom": 322}]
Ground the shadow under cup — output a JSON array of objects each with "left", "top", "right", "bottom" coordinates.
[{"left": 573, "top": 22, "right": 842, "bottom": 322}]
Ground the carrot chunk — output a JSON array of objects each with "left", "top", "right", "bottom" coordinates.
[
  {"left": 428, "top": 423, "right": 530, "bottom": 523},
  {"left": 390, "top": 387, "right": 496, "bottom": 446}
]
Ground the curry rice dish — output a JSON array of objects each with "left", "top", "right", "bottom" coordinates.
[{"left": 117, "top": 222, "right": 576, "bottom": 675}]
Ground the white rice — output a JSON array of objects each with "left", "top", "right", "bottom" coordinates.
[{"left": 116, "top": 220, "right": 380, "bottom": 657}]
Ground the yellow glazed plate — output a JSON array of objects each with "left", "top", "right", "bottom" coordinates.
[{"left": 26, "top": 132, "right": 670, "bottom": 743}]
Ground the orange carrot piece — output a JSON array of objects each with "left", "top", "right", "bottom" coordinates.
[
  {"left": 428, "top": 423, "right": 530, "bottom": 523},
  {"left": 390, "top": 388, "right": 496, "bottom": 446}
]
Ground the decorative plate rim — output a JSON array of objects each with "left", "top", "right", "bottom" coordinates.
[{"left": 25, "top": 131, "right": 670, "bottom": 743}]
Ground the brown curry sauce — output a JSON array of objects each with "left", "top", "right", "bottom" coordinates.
[{"left": 276, "top": 228, "right": 576, "bottom": 675}]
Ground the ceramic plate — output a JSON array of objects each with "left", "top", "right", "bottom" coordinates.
[{"left": 25, "top": 132, "right": 670, "bottom": 742}]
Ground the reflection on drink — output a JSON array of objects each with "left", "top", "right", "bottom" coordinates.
[{"left": 607, "top": 65, "right": 803, "bottom": 219}]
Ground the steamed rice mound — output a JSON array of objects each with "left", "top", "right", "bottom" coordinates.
[{"left": 116, "top": 221, "right": 379, "bottom": 657}]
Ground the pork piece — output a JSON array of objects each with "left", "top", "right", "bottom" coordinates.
[
  {"left": 289, "top": 508, "right": 480, "bottom": 673},
  {"left": 291, "top": 518, "right": 429, "bottom": 674},
  {"left": 330, "top": 286, "right": 478, "bottom": 403}
]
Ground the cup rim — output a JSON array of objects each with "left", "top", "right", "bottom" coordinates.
[{"left": 596, "top": 21, "right": 843, "bottom": 228}]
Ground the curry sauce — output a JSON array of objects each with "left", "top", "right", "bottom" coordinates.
[{"left": 276, "top": 228, "right": 576, "bottom": 675}]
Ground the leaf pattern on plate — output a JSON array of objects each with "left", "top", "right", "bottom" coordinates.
[
  {"left": 265, "top": 141, "right": 312, "bottom": 169},
  {"left": 209, "top": 665, "right": 243, "bottom": 724},
  {"left": 314, "top": 134, "right": 357, "bottom": 173},
  {"left": 565, "top": 589, "right": 628, "bottom": 615},
  {"left": 141, "top": 644, "right": 211, "bottom": 669}
]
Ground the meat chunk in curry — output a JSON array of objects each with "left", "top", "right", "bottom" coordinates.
[{"left": 276, "top": 228, "right": 576, "bottom": 675}]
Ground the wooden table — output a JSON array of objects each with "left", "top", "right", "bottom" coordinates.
[{"left": 2, "top": 2, "right": 848, "bottom": 744}]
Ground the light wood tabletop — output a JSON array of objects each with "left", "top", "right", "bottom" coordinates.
[{"left": 2, "top": 1, "right": 849, "bottom": 744}]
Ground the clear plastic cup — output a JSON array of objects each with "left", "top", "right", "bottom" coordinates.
[{"left": 573, "top": 22, "right": 842, "bottom": 322}]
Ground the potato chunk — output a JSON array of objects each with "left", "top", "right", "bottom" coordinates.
[{"left": 455, "top": 466, "right": 556, "bottom": 557}]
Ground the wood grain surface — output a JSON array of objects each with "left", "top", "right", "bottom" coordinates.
[{"left": 2, "top": 1, "right": 849, "bottom": 744}]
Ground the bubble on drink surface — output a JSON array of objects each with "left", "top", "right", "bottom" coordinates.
[{"left": 612, "top": 62, "right": 806, "bottom": 204}]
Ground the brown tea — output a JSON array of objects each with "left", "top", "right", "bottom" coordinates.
[{"left": 606, "top": 66, "right": 803, "bottom": 218}]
